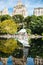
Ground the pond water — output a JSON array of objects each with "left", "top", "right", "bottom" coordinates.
[
  {"left": 0, "top": 38, "right": 18, "bottom": 56},
  {"left": 0, "top": 56, "right": 34, "bottom": 65},
  {"left": 26, "top": 57, "right": 34, "bottom": 65},
  {"left": 0, "top": 57, "right": 34, "bottom": 65},
  {"left": 0, "top": 62, "right": 3, "bottom": 65},
  {"left": 0, "top": 37, "right": 43, "bottom": 65},
  {"left": 6, "top": 56, "right": 34, "bottom": 65},
  {"left": 6, "top": 56, "right": 13, "bottom": 65}
]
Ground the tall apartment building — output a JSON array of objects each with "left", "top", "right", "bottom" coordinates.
[
  {"left": 13, "top": 0, "right": 27, "bottom": 17},
  {"left": 33, "top": 8, "right": 43, "bottom": 16},
  {"left": 0, "top": 8, "right": 8, "bottom": 15},
  {"left": 2, "top": 8, "right": 8, "bottom": 15}
]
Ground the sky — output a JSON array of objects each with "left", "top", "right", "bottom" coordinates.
[{"left": 0, "top": 0, "right": 43, "bottom": 15}]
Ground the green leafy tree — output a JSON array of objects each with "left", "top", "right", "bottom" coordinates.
[
  {"left": 12, "top": 15, "right": 24, "bottom": 30},
  {"left": 0, "top": 15, "right": 11, "bottom": 22},
  {"left": 28, "top": 16, "right": 43, "bottom": 34},
  {"left": 0, "top": 20, "right": 18, "bottom": 34},
  {"left": 24, "top": 16, "right": 31, "bottom": 28},
  {"left": 12, "top": 14, "right": 24, "bottom": 23}
]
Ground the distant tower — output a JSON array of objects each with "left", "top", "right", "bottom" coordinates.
[
  {"left": 0, "top": 8, "right": 9, "bottom": 15},
  {"left": 13, "top": 0, "right": 27, "bottom": 17},
  {"left": 2, "top": 8, "right": 9, "bottom": 15},
  {"left": 17, "top": 0, "right": 22, "bottom": 5}
]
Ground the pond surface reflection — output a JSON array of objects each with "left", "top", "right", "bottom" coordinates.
[
  {"left": 26, "top": 57, "right": 34, "bottom": 65},
  {"left": 0, "top": 38, "right": 18, "bottom": 55},
  {"left": 7, "top": 56, "right": 13, "bottom": 65},
  {"left": 6, "top": 56, "right": 34, "bottom": 65},
  {"left": 0, "top": 62, "right": 3, "bottom": 65}
]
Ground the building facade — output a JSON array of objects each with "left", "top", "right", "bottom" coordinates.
[
  {"left": 2, "top": 8, "right": 8, "bottom": 15},
  {"left": 0, "top": 8, "right": 8, "bottom": 15},
  {"left": 33, "top": 8, "right": 43, "bottom": 16},
  {"left": 13, "top": 0, "right": 27, "bottom": 17}
]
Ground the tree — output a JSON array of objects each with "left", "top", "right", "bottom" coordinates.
[
  {"left": 30, "top": 15, "right": 37, "bottom": 22},
  {"left": 12, "top": 15, "right": 24, "bottom": 30},
  {"left": 25, "top": 15, "right": 43, "bottom": 58},
  {"left": 0, "top": 15, "right": 11, "bottom": 22},
  {"left": 28, "top": 16, "right": 43, "bottom": 34},
  {"left": 0, "top": 20, "right": 18, "bottom": 34},
  {"left": 24, "top": 16, "right": 31, "bottom": 28},
  {"left": 12, "top": 14, "right": 24, "bottom": 23}
]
